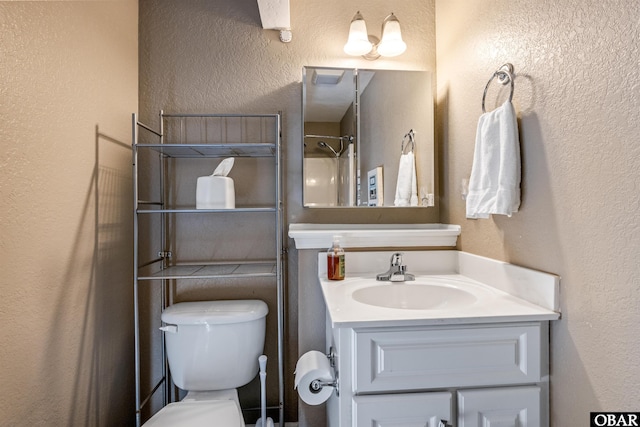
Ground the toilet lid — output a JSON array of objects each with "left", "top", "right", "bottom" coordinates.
[
  {"left": 142, "top": 400, "right": 243, "bottom": 427},
  {"left": 162, "top": 300, "right": 268, "bottom": 325}
]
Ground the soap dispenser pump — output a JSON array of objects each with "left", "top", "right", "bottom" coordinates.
[{"left": 327, "top": 236, "right": 345, "bottom": 281}]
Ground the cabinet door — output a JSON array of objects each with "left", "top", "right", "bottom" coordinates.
[
  {"left": 458, "top": 386, "right": 541, "bottom": 427},
  {"left": 353, "top": 392, "right": 452, "bottom": 427}
]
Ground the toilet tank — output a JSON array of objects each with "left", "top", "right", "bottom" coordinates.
[{"left": 161, "top": 300, "right": 269, "bottom": 391}]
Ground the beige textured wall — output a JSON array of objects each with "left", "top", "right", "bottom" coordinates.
[
  {"left": 436, "top": 1, "right": 640, "bottom": 424},
  {"left": 139, "top": 1, "right": 435, "bottom": 424},
  {"left": 0, "top": 2, "right": 138, "bottom": 425}
]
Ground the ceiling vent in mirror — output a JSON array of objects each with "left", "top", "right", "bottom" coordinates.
[{"left": 312, "top": 69, "right": 345, "bottom": 85}]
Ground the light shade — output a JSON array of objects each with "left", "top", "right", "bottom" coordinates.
[
  {"left": 377, "top": 13, "right": 406, "bottom": 57},
  {"left": 343, "top": 12, "right": 373, "bottom": 56}
]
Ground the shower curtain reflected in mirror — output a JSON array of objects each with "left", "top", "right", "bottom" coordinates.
[{"left": 304, "top": 142, "right": 356, "bottom": 207}]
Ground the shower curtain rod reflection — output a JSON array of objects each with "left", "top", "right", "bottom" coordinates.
[{"left": 304, "top": 134, "right": 354, "bottom": 142}]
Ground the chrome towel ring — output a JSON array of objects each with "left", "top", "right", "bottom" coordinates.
[
  {"left": 401, "top": 129, "right": 415, "bottom": 154},
  {"left": 481, "top": 63, "right": 515, "bottom": 113}
]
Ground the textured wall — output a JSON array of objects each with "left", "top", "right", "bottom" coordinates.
[
  {"left": 139, "top": 1, "right": 435, "bottom": 424},
  {"left": 0, "top": 1, "right": 138, "bottom": 426},
  {"left": 436, "top": 1, "right": 640, "bottom": 424},
  {"left": 139, "top": 0, "right": 438, "bottom": 224}
]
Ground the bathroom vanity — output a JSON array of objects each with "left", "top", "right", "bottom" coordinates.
[
  {"left": 318, "top": 251, "right": 560, "bottom": 427},
  {"left": 288, "top": 224, "right": 560, "bottom": 427}
]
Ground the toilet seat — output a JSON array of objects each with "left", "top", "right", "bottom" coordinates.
[{"left": 142, "top": 400, "right": 243, "bottom": 427}]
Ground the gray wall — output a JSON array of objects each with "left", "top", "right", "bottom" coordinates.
[
  {"left": 360, "top": 71, "right": 434, "bottom": 205},
  {"left": 139, "top": 1, "right": 436, "bottom": 423},
  {"left": 436, "top": 1, "right": 640, "bottom": 425},
  {"left": 0, "top": 1, "right": 138, "bottom": 425}
]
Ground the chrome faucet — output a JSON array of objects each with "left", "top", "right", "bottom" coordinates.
[{"left": 376, "top": 252, "right": 415, "bottom": 282}]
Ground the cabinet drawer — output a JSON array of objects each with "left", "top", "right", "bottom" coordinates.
[
  {"left": 353, "top": 392, "right": 452, "bottom": 427},
  {"left": 354, "top": 324, "right": 541, "bottom": 393}
]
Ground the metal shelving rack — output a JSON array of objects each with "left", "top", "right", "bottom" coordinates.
[{"left": 132, "top": 111, "right": 284, "bottom": 427}]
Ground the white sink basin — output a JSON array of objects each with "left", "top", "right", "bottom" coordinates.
[
  {"left": 319, "top": 259, "right": 560, "bottom": 327},
  {"left": 352, "top": 282, "right": 478, "bottom": 310}
]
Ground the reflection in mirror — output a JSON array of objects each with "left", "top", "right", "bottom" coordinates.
[
  {"left": 303, "top": 66, "right": 434, "bottom": 208},
  {"left": 303, "top": 68, "right": 357, "bottom": 207}
]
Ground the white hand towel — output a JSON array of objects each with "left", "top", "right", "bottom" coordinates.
[
  {"left": 466, "top": 100, "right": 521, "bottom": 219},
  {"left": 394, "top": 151, "right": 419, "bottom": 207}
]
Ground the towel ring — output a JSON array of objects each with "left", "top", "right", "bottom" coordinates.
[
  {"left": 401, "top": 129, "right": 415, "bottom": 154},
  {"left": 482, "top": 63, "right": 515, "bottom": 113}
]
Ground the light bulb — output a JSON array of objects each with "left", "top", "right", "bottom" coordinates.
[
  {"left": 343, "top": 12, "right": 373, "bottom": 56},
  {"left": 377, "top": 13, "right": 406, "bottom": 57}
]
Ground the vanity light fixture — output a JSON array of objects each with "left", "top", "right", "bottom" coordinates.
[{"left": 343, "top": 11, "right": 407, "bottom": 60}]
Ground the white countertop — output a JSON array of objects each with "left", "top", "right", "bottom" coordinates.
[
  {"left": 320, "top": 274, "right": 559, "bottom": 328},
  {"left": 318, "top": 251, "right": 560, "bottom": 328}
]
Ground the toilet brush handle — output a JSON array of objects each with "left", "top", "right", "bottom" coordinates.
[
  {"left": 259, "top": 355, "right": 268, "bottom": 424},
  {"left": 260, "top": 372, "right": 267, "bottom": 420}
]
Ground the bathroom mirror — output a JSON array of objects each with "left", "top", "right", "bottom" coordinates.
[{"left": 303, "top": 66, "right": 434, "bottom": 208}]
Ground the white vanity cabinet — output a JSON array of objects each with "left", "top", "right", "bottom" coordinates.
[
  {"left": 285, "top": 247, "right": 561, "bottom": 427},
  {"left": 327, "top": 321, "right": 550, "bottom": 427}
]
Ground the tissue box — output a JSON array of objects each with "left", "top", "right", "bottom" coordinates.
[{"left": 196, "top": 176, "right": 235, "bottom": 209}]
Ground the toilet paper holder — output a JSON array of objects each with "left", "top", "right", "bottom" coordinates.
[
  {"left": 327, "top": 346, "right": 336, "bottom": 367},
  {"left": 308, "top": 347, "right": 339, "bottom": 396},
  {"left": 309, "top": 378, "right": 339, "bottom": 397}
]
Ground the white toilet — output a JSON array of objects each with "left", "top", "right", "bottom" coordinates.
[{"left": 143, "top": 299, "right": 269, "bottom": 427}]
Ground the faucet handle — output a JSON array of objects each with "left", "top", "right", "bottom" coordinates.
[
  {"left": 390, "top": 252, "right": 403, "bottom": 266},
  {"left": 377, "top": 253, "right": 409, "bottom": 281}
]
